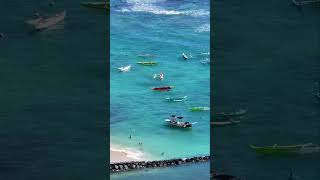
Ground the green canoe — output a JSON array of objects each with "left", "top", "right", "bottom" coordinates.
[
  {"left": 136, "top": 61, "right": 158, "bottom": 66},
  {"left": 81, "top": 2, "right": 110, "bottom": 10},
  {"left": 189, "top": 107, "right": 210, "bottom": 112},
  {"left": 249, "top": 143, "right": 315, "bottom": 155}
]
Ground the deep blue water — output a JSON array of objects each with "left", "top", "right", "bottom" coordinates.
[
  {"left": 110, "top": 0, "right": 210, "bottom": 179},
  {"left": 213, "top": 0, "right": 320, "bottom": 179},
  {"left": 0, "top": 1, "right": 107, "bottom": 179}
]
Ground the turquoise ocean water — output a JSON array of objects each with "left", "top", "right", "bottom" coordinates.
[{"left": 110, "top": 0, "right": 210, "bottom": 179}]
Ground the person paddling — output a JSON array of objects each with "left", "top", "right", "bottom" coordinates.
[{"left": 159, "top": 72, "right": 164, "bottom": 80}]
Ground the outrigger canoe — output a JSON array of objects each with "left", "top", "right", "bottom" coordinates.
[
  {"left": 81, "top": 2, "right": 110, "bottom": 9},
  {"left": 215, "top": 109, "right": 247, "bottom": 117},
  {"left": 27, "top": 10, "right": 66, "bottom": 31},
  {"left": 118, "top": 65, "right": 131, "bottom": 72},
  {"left": 138, "top": 54, "right": 155, "bottom": 58},
  {"left": 165, "top": 96, "right": 187, "bottom": 102},
  {"left": 136, "top": 61, "right": 158, "bottom": 66},
  {"left": 292, "top": 0, "right": 320, "bottom": 6},
  {"left": 182, "top": 53, "right": 189, "bottom": 60},
  {"left": 250, "top": 143, "right": 320, "bottom": 155},
  {"left": 189, "top": 107, "right": 210, "bottom": 112},
  {"left": 151, "top": 86, "right": 173, "bottom": 91},
  {"left": 211, "top": 120, "right": 240, "bottom": 127}
]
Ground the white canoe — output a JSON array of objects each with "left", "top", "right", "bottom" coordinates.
[{"left": 118, "top": 65, "right": 131, "bottom": 72}]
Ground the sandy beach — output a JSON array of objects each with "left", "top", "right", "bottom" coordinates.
[{"left": 110, "top": 144, "right": 146, "bottom": 163}]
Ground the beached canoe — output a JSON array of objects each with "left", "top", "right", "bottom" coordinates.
[
  {"left": 165, "top": 96, "right": 187, "bottom": 102},
  {"left": 32, "top": 10, "right": 66, "bottom": 31},
  {"left": 136, "top": 61, "right": 158, "bottom": 66},
  {"left": 189, "top": 107, "right": 210, "bottom": 112},
  {"left": 151, "top": 86, "right": 173, "bottom": 91},
  {"left": 211, "top": 120, "right": 240, "bottom": 126},
  {"left": 81, "top": 2, "right": 110, "bottom": 9},
  {"left": 250, "top": 143, "right": 320, "bottom": 155}
]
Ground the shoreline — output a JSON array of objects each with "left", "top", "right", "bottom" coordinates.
[{"left": 110, "top": 144, "right": 148, "bottom": 163}]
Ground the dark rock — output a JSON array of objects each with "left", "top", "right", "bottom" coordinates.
[{"left": 110, "top": 155, "right": 210, "bottom": 173}]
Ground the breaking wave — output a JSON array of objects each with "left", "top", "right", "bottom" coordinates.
[{"left": 118, "top": 0, "right": 209, "bottom": 17}]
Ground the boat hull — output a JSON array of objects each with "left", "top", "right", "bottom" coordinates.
[
  {"left": 152, "top": 86, "right": 173, "bottom": 91},
  {"left": 166, "top": 96, "right": 187, "bottom": 102},
  {"left": 211, "top": 120, "right": 240, "bottom": 126},
  {"left": 34, "top": 10, "right": 66, "bottom": 30},
  {"left": 190, "top": 107, "right": 210, "bottom": 112},
  {"left": 249, "top": 144, "right": 314, "bottom": 155},
  {"left": 137, "top": 61, "right": 158, "bottom": 66},
  {"left": 165, "top": 120, "right": 192, "bottom": 128}
]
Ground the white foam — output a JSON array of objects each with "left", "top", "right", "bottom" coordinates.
[
  {"left": 195, "top": 23, "right": 210, "bottom": 32},
  {"left": 110, "top": 144, "right": 145, "bottom": 161},
  {"left": 118, "top": 0, "right": 209, "bottom": 17}
]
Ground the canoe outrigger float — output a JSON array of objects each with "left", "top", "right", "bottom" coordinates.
[
  {"left": 136, "top": 61, "right": 158, "bottom": 66},
  {"left": 27, "top": 10, "right": 66, "bottom": 31},
  {"left": 165, "top": 115, "right": 197, "bottom": 128},
  {"left": 165, "top": 96, "right": 187, "bottom": 102},
  {"left": 189, "top": 107, "right": 210, "bottom": 112},
  {"left": 211, "top": 120, "right": 240, "bottom": 127},
  {"left": 292, "top": 0, "right": 320, "bottom": 6},
  {"left": 250, "top": 143, "right": 320, "bottom": 155},
  {"left": 214, "top": 109, "right": 248, "bottom": 118},
  {"left": 151, "top": 86, "right": 173, "bottom": 91},
  {"left": 81, "top": 1, "right": 110, "bottom": 10}
]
